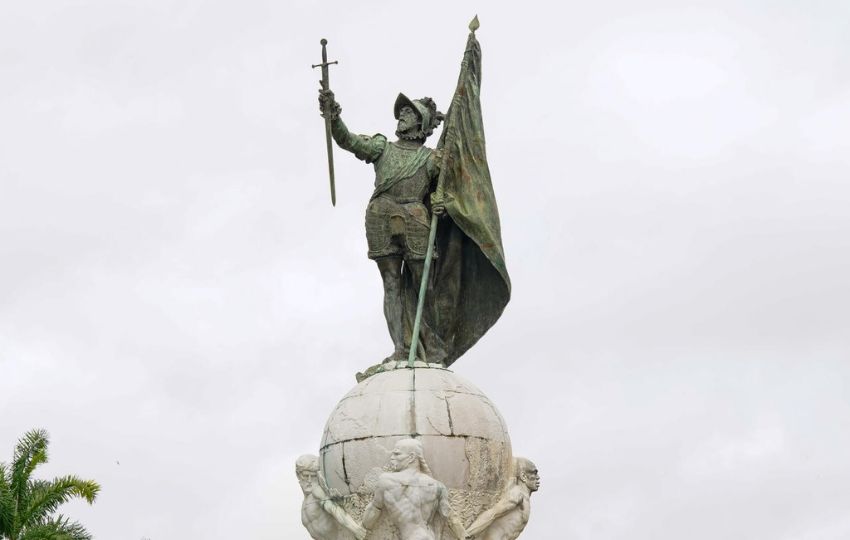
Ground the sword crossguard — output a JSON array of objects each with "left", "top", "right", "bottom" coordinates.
[{"left": 311, "top": 60, "right": 338, "bottom": 69}]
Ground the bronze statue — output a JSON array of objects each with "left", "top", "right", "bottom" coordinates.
[
  {"left": 319, "top": 89, "right": 446, "bottom": 363},
  {"left": 316, "top": 17, "right": 510, "bottom": 370}
]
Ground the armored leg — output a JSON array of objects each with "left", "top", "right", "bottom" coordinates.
[{"left": 376, "top": 256, "right": 405, "bottom": 362}]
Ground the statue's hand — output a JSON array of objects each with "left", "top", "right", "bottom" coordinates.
[
  {"left": 318, "top": 88, "right": 341, "bottom": 120},
  {"left": 431, "top": 193, "right": 446, "bottom": 218},
  {"left": 353, "top": 524, "right": 368, "bottom": 540}
]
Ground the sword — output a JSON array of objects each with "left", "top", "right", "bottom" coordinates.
[{"left": 312, "top": 38, "right": 338, "bottom": 206}]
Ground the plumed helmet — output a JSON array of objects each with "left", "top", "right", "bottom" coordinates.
[{"left": 394, "top": 93, "right": 444, "bottom": 139}]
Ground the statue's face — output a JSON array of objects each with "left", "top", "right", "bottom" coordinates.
[
  {"left": 296, "top": 468, "right": 318, "bottom": 494},
  {"left": 520, "top": 465, "right": 540, "bottom": 492},
  {"left": 397, "top": 105, "right": 419, "bottom": 135},
  {"left": 388, "top": 446, "right": 414, "bottom": 472}
]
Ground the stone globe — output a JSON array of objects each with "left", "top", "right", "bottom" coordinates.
[{"left": 319, "top": 362, "right": 513, "bottom": 500}]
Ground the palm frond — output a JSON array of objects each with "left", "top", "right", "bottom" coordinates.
[
  {"left": 11, "top": 430, "right": 49, "bottom": 502},
  {"left": 21, "top": 476, "right": 100, "bottom": 528},
  {"left": 18, "top": 514, "right": 92, "bottom": 540},
  {"left": 2, "top": 430, "right": 98, "bottom": 540},
  {"left": 0, "top": 463, "right": 14, "bottom": 537}
]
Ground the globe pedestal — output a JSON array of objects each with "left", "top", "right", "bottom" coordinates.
[{"left": 318, "top": 361, "right": 513, "bottom": 537}]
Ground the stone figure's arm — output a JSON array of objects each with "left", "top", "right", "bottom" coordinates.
[
  {"left": 465, "top": 489, "right": 522, "bottom": 537},
  {"left": 314, "top": 486, "right": 368, "bottom": 540},
  {"left": 438, "top": 486, "right": 468, "bottom": 540},
  {"left": 360, "top": 484, "right": 384, "bottom": 530}
]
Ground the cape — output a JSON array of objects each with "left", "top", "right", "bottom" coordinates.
[{"left": 408, "top": 30, "right": 510, "bottom": 367}]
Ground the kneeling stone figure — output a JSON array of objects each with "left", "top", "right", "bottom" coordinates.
[
  {"left": 296, "top": 454, "right": 368, "bottom": 540},
  {"left": 465, "top": 458, "right": 540, "bottom": 540}
]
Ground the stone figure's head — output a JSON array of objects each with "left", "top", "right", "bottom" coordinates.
[
  {"left": 295, "top": 454, "right": 320, "bottom": 495},
  {"left": 394, "top": 93, "right": 444, "bottom": 142},
  {"left": 389, "top": 438, "right": 432, "bottom": 474},
  {"left": 515, "top": 457, "right": 540, "bottom": 492}
]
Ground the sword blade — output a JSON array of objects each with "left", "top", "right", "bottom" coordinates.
[
  {"left": 318, "top": 38, "right": 336, "bottom": 206},
  {"left": 324, "top": 116, "right": 336, "bottom": 206}
]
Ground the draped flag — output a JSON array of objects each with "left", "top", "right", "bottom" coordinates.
[{"left": 429, "top": 27, "right": 511, "bottom": 366}]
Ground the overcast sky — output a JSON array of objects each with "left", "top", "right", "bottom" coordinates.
[{"left": 2, "top": 1, "right": 850, "bottom": 539}]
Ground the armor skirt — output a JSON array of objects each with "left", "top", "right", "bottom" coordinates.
[{"left": 365, "top": 196, "right": 431, "bottom": 260}]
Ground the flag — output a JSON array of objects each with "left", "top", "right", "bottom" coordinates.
[{"left": 430, "top": 29, "right": 511, "bottom": 366}]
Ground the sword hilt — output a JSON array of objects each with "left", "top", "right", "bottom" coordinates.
[
  {"left": 312, "top": 38, "right": 338, "bottom": 95},
  {"left": 311, "top": 39, "right": 338, "bottom": 70}
]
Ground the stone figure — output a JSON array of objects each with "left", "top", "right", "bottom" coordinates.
[
  {"left": 316, "top": 20, "right": 511, "bottom": 369},
  {"left": 296, "top": 454, "right": 368, "bottom": 540},
  {"left": 465, "top": 458, "right": 540, "bottom": 540},
  {"left": 361, "top": 439, "right": 467, "bottom": 540}
]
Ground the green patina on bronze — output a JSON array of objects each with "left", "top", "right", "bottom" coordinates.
[{"left": 317, "top": 16, "right": 509, "bottom": 371}]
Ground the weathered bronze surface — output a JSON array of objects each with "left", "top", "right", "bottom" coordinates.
[{"left": 317, "top": 17, "right": 510, "bottom": 371}]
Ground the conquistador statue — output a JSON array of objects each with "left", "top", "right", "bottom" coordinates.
[
  {"left": 319, "top": 90, "right": 447, "bottom": 364},
  {"left": 317, "top": 23, "right": 511, "bottom": 372}
]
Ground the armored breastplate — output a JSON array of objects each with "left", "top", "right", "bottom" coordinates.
[{"left": 372, "top": 142, "right": 432, "bottom": 203}]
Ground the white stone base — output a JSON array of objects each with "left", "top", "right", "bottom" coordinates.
[{"left": 318, "top": 364, "right": 514, "bottom": 536}]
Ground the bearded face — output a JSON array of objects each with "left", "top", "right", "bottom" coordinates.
[
  {"left": 297, "top": 468, "right": 318, "bottom": 495},
  {"left": 388, "top": 447, "right": 414, "bottom": 472},
  {"left": 396, "top": 105, "right": 420, "bottom": 138}
]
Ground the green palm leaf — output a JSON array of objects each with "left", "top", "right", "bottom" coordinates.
[
  {"left": 18, "top": 514, "right": 92, "bottom": 540},
  {"left": 1, "top": 430, "right": 99, "bottom": 540},
  {"left": 10, "top": 430, "right": 49, "bottom": 504},
  {"left": 0, "top": 463, "right": 14, "bottom": 536},
  {"left": 22, "top": 477, "right": 99, "bottom": 527}
]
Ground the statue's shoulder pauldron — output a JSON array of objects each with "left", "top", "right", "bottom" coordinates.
[{"left": 353, "top": 133, "right": 387, "bottom": 164}]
